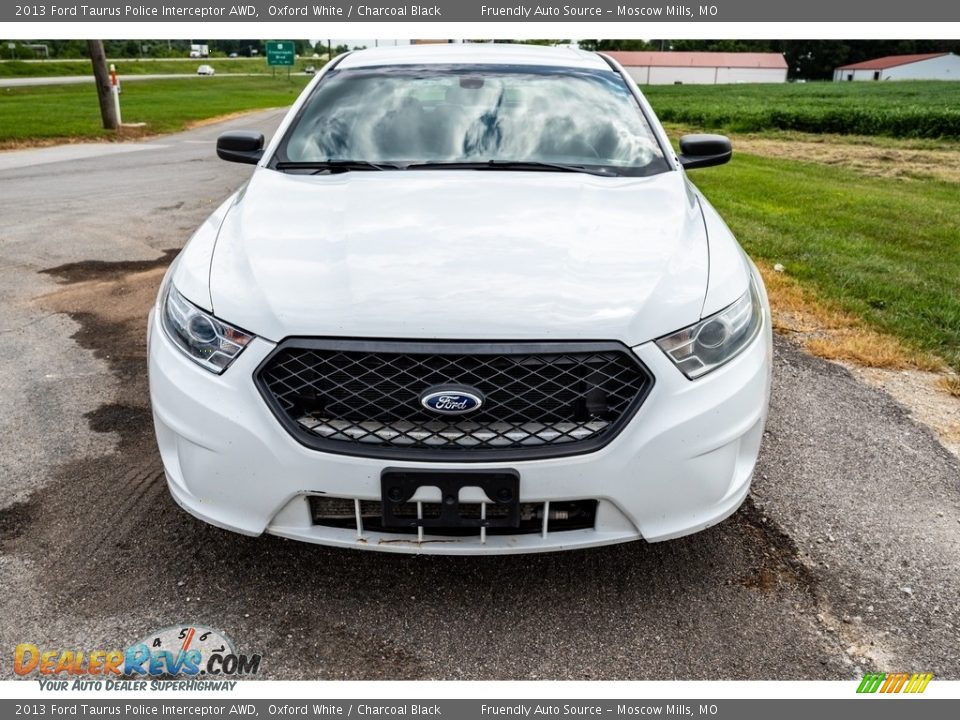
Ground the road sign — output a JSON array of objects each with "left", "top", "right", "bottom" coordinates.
[{"left": 265, "top": 41, "right": 295, "bottom": 67}]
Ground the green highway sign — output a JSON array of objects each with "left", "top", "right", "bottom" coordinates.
[{"left": 265, "top": 41, "right": 295, "bottom": 67}]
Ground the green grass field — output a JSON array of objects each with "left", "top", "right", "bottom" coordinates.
[
  {"left": 0, "top": 57, "right": 321, "bottom": 77},
  {"left": 644, "top": 81, "right": 960, "bottom": 138},
  {"left": 0, "top": 76, "right": 310, "bottom": 142},
  {"left": 690, "top": 155, "right": 960, "bottom": 370}
]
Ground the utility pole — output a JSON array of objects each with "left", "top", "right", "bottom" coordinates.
[{"left": 87, "top": 40, "right": 119, "bottom": 130}]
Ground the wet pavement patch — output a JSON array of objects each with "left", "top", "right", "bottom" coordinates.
[
  {"left": 0, "top": 501, "right": 35, "bottom": 548},
  {"left": 85, "top": 402, "right": 152, "bottom": 446},
  {"left": 36, "top": 252, "right": 176, "bottom": 413},
  {"left": 40, "top": 249, "right": 179, "bottom": 285}
]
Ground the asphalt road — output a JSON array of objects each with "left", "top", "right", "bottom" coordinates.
[{"left": 0, "top": 111, "right": 958, "bottom": 680}]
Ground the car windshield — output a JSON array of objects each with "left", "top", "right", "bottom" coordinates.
[{"left": 275, "top": 64, "right": 671, "bottom": 176}]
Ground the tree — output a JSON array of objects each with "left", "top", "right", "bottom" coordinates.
[
  {"left": 493, "top": 39, "right": 572, "bottom": 46},
  {"left": 579, "top": 39, "right": 653, "bottom": 52},
  {"left": 209, "top": 39, "right": 261, "bottom": 57}
]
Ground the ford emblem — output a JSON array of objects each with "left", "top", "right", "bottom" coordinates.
[{"left": 419, "top": 386, "right": 484, "bottom": 415}]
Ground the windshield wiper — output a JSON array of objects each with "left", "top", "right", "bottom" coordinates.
[
  {"left": 404, "top": 160, "right": 618, "bottom": 177},
  {"left": 275, "top": 160, "right": 402, "bottom": 173}
]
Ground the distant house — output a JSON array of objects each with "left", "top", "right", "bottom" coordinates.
[
  {"left": 833, "top": 53, "right": 960, "bottom": 81},
  {"left": 606, "top": 51, "right": 788, "bottom": 85}
]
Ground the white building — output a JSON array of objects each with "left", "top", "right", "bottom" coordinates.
[
  {"left": 606, "top": 51, "right": 788, "bottom": 85},
  {"left": 833, "top": 52, "right": 960, "bottom": 81}
]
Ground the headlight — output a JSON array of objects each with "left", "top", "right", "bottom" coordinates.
[
  {"left": 656, "top": 279, "right": 763, "bottom": 379},
  {"left": 161, "top": 283, "right": 254, "bottom": 373}
]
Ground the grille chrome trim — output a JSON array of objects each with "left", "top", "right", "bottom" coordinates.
[{"left": 254, "top": 339, "right": 654, "bottom": 461}]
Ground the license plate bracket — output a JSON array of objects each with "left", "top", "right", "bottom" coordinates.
[{"left": 380, "top": 468, "right": 520, "bottom": 529}]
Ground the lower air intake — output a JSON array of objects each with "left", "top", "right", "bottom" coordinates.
[{"left": 309, "top": 496, "right": 599, "bottom": 536}]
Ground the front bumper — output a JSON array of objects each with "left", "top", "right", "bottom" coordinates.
[{"left": 148, "top": 310, "right": 772, "bottom": 555}]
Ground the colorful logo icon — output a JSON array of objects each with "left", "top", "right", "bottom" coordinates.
[{"left": 857, "top": 672, "right": 933, "bottom": 694}]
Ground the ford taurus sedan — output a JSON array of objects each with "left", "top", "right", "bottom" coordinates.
[{"left": 148, "top": 44, "right": 772, "bottom": 554}]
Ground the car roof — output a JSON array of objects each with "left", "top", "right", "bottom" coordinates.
[{"left": 335, "top": 43, "right": 610, "bottom": 71}]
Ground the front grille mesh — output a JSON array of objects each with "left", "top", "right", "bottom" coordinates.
[{"left": 257, "top": 342, "right": 652, "bottom": 458}]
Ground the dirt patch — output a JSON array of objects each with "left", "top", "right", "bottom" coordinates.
[
  {"left": 35, "top": 252, "right": 175, "bottom": 443},
  {"left": 941, "top": 376, "right": 960, "bottom": 399},
  {"left": 664, "top": 124, "right": 960, "bottom": 183},
  {"left": 184, "top": 107, "right": 284, "bottom": 130},
  {"left": 735, "top": 137, "right": 960, "bottom": 183},
  {"left": 0, "top": 125, "right": 156, "bottom": 152},
  {"left": 737, "top": 497, "right": 817, "bottom": 594},
  {"left": 736, "top": 495, "right": 886, "bottom": 671},
  {"left": 848, "top": 367, "right": 960, "bottom": 458}
]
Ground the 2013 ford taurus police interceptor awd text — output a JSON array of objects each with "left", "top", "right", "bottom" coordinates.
[{"left": 148, "top": 44, "right": 772, "bottom": 555}]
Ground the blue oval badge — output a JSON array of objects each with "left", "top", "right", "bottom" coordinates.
[{"left": 420, "top": 387, "right": 484, "bottom": 415}]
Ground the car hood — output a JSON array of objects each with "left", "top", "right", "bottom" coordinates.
[{"left": 205, "top": 168, "right": 709, "bottom": 346}]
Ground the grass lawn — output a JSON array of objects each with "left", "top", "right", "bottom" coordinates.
[
  {"left": 0, "top": 57, "right": 319, "bottom": 77},
  {"left": 690, "top": 154, "right": 960, "bottom": 371},
  {"left": 0, "top": 76, "right": 310, "bottom": 142},
  {"left": 645, "top": 81, "right": 960, "bottom": 138}
]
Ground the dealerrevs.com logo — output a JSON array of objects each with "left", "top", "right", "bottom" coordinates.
[{"left": 14, "top": 625, "right": 261, "bottom": 690}]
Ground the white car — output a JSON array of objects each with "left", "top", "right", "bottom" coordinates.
[
  {"left": 196, "top": 65, "right": 215, "bottom": 76},
  {"left": 149, "top": 44, "right": 772, "bottom": 555}
]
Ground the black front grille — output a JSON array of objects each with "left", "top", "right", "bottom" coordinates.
[{"left": 255, "top": 340, "right": 653, "bottom": 460}]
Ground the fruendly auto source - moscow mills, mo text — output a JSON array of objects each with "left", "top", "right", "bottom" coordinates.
[{"left": 20, "top": 3, "right": 718, "bottom": 19}]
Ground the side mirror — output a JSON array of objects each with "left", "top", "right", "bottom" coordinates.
[
  {"left": 677, "top": 134, "right": 732, "bottom": 170},
  {"left": 216, "top": 131, "right": 264, "bottom": 165}
]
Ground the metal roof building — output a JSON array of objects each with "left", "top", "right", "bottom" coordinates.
[
  {"left": 833, "top": 52, "right": 960, "bottom": 81},
  {"left": 606, "top": 51, "right": 788, "bottom": 85}
]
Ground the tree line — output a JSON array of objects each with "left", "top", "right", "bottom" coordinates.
[{"left": 5, "top": 39, "right": 960, "bottom": 79}]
